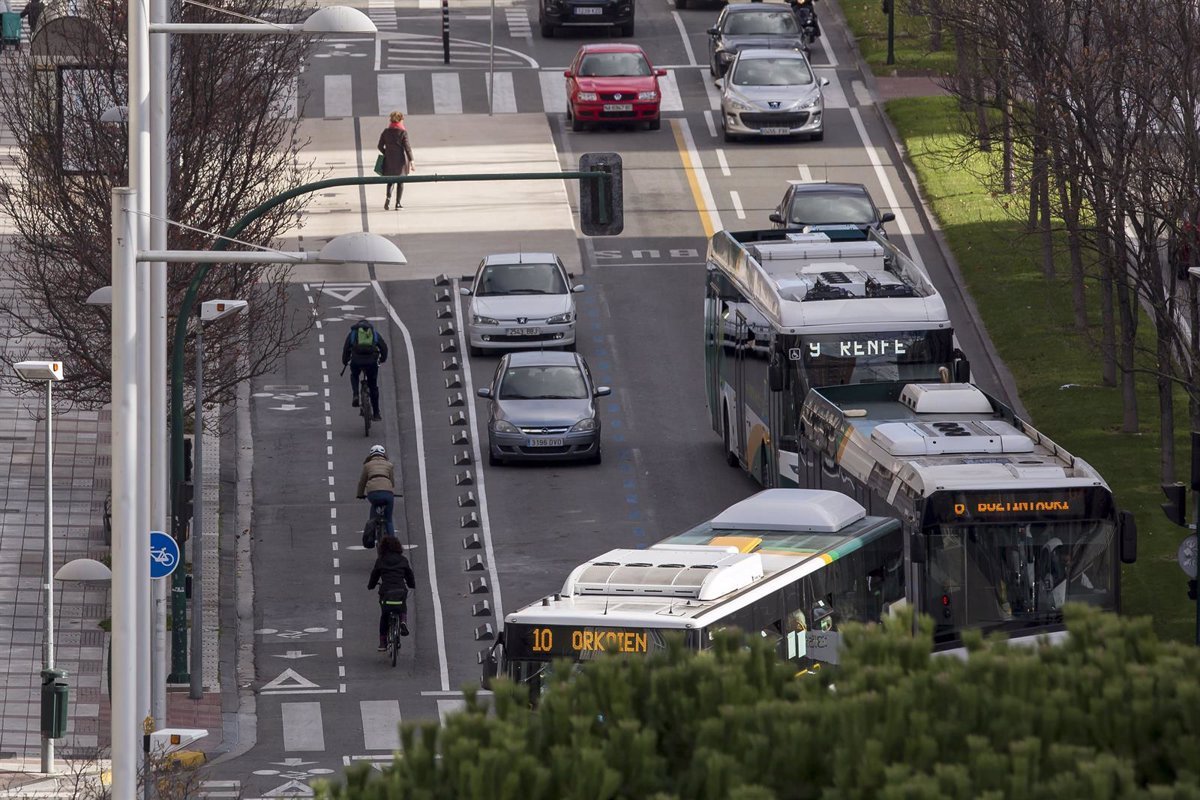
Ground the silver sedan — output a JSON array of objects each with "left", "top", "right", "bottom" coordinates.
[{"left": 718, "top": 48, "right": 829, "bottom": 143}]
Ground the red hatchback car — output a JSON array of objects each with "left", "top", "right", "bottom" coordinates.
[{"left": 564, "top": 44, "right": 666, "bottom": 132}]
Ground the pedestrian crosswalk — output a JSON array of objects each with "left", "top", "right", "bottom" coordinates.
[
  {"left": 367, "top": 0, "right": 398, "bottom": 31},
  {"left": 313, "top": 67, "right": 849, "bottom": 119},
  {"left": 381, "top": 33, "right": 533, "bottom": 71},
  {"left": 505, "top": 7, "right": 532, "bottom": 38}
]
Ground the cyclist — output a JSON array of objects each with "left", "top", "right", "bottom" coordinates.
[
  {"left": 368, "top": 536, "right": 416, "bottom": 650},
  {"left": 342, "top": 319, "right": 389, "bottom": 421},
  {"left": 356, "top": 444, "right": 397, "bottom": 539}
]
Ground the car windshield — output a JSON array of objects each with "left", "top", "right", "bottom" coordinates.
[
  {"left": 475, "top": 263, "right": 567, "bottom": 297},
  {"left": 731, "top": 57, "right": 813, "bottom": 87},
  {"left": 788, "top": 192, "right": 876, "bottom": 225},
  {"left": 724, "top": 10, "right": 800, "bottom": 34},
  {"left": 925, "top": 519, "right": 1117, "bottom": 642},
  {"left": 577, "top": 52, "right": 651, "bottom": 77},
  {"left": 498, "top": 366, "right": 589, "bottom": 400}
]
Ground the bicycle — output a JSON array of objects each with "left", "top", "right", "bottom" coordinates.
[
  {"left": 362, "top": 501, "right": 389, "bottom": 551},
  {"left": 359, "top": 380, "right": 372, "bottom": 437},
  {"left": 381, "top": 596, "right": 407, "bottom": 666}
]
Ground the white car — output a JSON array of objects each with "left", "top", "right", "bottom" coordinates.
[
  {"left": 718, "top": 48, "right": 829, "bottom": 143},
  {"left": 461, "top": 253, "right": 584, "bottom": 357}
]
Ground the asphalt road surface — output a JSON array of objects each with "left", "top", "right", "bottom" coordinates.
[{"left": 201, "top": 0, "right": 1017, "bottom": 795}]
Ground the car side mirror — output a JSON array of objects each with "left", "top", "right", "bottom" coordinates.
[
  {"left": 1119, "top": 509, "right": 1138, "bottom": 564},
  {"left": 880, "top": 211, "right": 896, "bottom": 223},
  {"left": 594, "top": 386, "right": 612, "bottom": 397},
  {"left": 572, "top": 284, "right": 586, "bottom": 293},
  {"left": 563, "top": 69, "right": 573, "bottom": 77},
  {"left": 459, "top": 287, "right": 472, "bottom": 296},
  {"left": 655, "top": 68, "right": 667, "bottom": 77},
  {"left": 769, "top": 212, "right": 784, "bottom": 224},
  {"left": 820, "top": 77, "right": 830, "bottom": 86},
  {"left": 707, "top": 26, "right": 720, "bottom": 35},
  {"left": 476, "top": 388, "right": 492, "bottom": 399}
]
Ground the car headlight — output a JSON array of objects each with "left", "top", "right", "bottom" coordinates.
[
  {"left": 638, "top": 91, "right": 658, "bottom": 101},
  {"left": 798, "top": 96, "right": 822, "bottom": 110},
  {"left": 546, "top": 312, "right": 574, "bottom": 325},
  {"left": 725, "top": 95, "right": 756, "bottom": 112},
  {"left": 491, "top": 420, "right": 520, "bottom": 434},
  {"left": 570, "top": 418, "right": 598, "bottom": 432},
  {"left": 472, "top": 314, "right": 499, "bottom": 325},
  {"left": 576, "top": 92, "right": 598, "bottom": 102}
]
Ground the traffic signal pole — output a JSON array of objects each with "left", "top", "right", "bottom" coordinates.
[{"left": 1193, "top": 432, "right": 1200, "bottom": 646}]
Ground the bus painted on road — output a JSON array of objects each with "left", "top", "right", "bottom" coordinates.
[
  {"left": 797, "top": 381, "right": 1138, "bottom": 650},
  {"left": 485, "top": 489, "right": 905, "bottom": 699},
  {"left": 703, "top": 226, "right": 969, "bottom": 486}
]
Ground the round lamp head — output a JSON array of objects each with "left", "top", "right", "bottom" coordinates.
[
  {"left": 302, "top": 6, "right": 376, "bottom": 33},
  {"left": 317, "top": 232, "right": 406, "bottom": 265},
  {"left": 55, "top": 558, "right": 113, "bottom": 583}
]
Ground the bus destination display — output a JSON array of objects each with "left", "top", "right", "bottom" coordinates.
[
  {"left": 929, "top": 490, "right": 1094, "bottom": 522},
  {"left": 507, "top": 623, "right": 657, "bottom": 660}
]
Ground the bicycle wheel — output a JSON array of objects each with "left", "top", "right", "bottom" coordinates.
[
  {"left": 361, "top": 384, "right": 371, "bottom": 437},
  {"left": 389, "top": 614, "right": 400, "bottom": 666}
]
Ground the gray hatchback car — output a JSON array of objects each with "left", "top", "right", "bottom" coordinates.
[{"left": 477, "top": 350, "right": 611, "bottom": 466}]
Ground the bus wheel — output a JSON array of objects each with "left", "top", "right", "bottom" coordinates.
[
  {"left": 723, "top": 409, "right": 738, "bottom": 467},
  {"left": 760, "top": 450, "right": 773, "bottom": 488}
]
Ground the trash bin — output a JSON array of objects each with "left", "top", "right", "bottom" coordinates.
[
  {"left": 40, "top": 668, "right": 69, "bottom": 740},
  {"left": 0, "top": 11, "right": 20, "bottom": 49}
]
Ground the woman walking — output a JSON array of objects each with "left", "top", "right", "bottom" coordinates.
[{"left": 378, "top": 111, "right": 414, "bottom": 210}]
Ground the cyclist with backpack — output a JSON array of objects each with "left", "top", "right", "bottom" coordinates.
[
  {"left": 356, "top": 444, "right": 397, "bottom": 540},
  {"left": 342, "top": 319, "right": 389, "bottom": 420},
  {"left": 368, "top": 536, "right": 416, "bottom": 650}
]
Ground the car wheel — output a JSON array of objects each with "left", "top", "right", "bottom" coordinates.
[
  {"left": 675, "top": 0, "right": 687, "bottom": 8},
  {"left": 571, "top": 115, "right": 586, "bottom": 132},
  {"left": 590, "top": 446, "right": 603, "bottom": 465},
  {"left": 489, "top": 451, "right": 503, "bottom": 467},
  {"left": 540, "top": 21, "right": 554, "bottom": 37},
  {"left": 562, "top": 341, "right": 576, "bottom": 352},
  {"left": 810, "top": 130, "right": 824, "bottom": 142},
  {"left": 722, "top": 125, "right": 738, "bottom": 144},
  {"left": 648, "top": 116, "right": 661, "bottom": 131},
  {"left": 469, "top": 345, "right": 483, "bottom": 357},
  {"left": 620, "top": 20, "right": 634, "bottom": 36}
]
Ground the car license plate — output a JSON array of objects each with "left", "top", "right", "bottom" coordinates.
[
  {"left": 761, "top": 126, "right": 791, "bottom": 135},
  {"left": 507, "top": 327, "right": 541, "bottom": 336},
  {"left": 526, "top": 437, "right": 564, "bottom": 447},
  {"left": 604, "top": 103, "right": 633, "bottom": 112},
  {"left": 574, "top": 5, "right": 604, "bottom": 13}
]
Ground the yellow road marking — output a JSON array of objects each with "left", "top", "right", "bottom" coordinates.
[{"left": 671, "top": 118, "right": 715, "bottom": 239}]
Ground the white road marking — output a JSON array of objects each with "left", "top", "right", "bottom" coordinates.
[
  {"left": 716, "top": 149, "right": 731, "bottom": 177},
  {"left": 660, "top": 70, "right": 683, "bottom": 113},
  {"left": 505, "top": 7, "right": 532, "bottom": 37},
  {"left": 539, "top": 70, "right": 567, "bottom": 114},
  {"left": 852, "top": 79, "right": 873, "bottom": 106},
  {"left": 437, "top": 699, "right": 467, "bottom": 726},
  {"left": 282, "top": 702, "right": 325, "bottom": 751},
  {"left": 485, "top": 72, "right": 518, "bottom": 113},
  {"left": 431, "top": 73, "right": 463, "bottom": 114},
  {"left": 703, "top": 110, "right": 717, "bottom": 138},
  {"left": 849, "top": 107, "right": 924, "bottom": 270},
  {"left": 451, "top": 281, "right": 505, "bottom": 623},
  {"left": 360, "top": 700, "right": 403, "bottom": 751},
  {"left": 815, "top": 68, "right": 847, "bottom": 109},
  {"left": 797, "top": 164, "right": 813, "bottom": 182},
  {"left": 730, "top": 190, "right": 746, "bottom": 220},
  {"left": 377, "top": 74, "right": 407, "bottom": 116},
  {"left": 417, "top": 0, "right": 439, "bottom": 7},
  {"left": 819, "top": 28, "right": 838, "bottom": 66},
  {"left": 675, "top": 117, "right": 724, "bottom": 232},
  {"left": 703, "top": 73, "right": 723, "bottom": 111},
  {"left": 671, "top": 10, "right": 698, "bottom": 66},
  {"left": 371, "top": 281, "right": 451, "bottom": 691},
  {"left": 323, "top": 75, "right": 352, "bottom": 118}
]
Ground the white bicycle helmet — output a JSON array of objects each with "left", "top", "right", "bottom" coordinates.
[{"left": 369, "top": 444, "right": 387, "bottom": 457}]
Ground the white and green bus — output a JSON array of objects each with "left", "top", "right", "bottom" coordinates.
[
  {"left": 704, "top": 226, "right": 971, "bottom": 487},
  {"left": 484, "top": 489, "right": 905, "bottom": 698},
  {"left": 797, "top": 380, "right": 1138, "bottom": 651}
]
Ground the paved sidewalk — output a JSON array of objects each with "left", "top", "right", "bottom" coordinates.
[{"left": 874, "top": 75, "right": 951, "bottom": 102}]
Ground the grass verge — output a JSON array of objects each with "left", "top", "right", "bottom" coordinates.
[
  {"left": 837, "top": 0, "right": 956, "bottom": 75},
  {"left": 886, "top": 96, "right": 1194, "bottom": 643}
]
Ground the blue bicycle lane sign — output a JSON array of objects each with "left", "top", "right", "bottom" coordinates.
[{"left": 149, "top": 531, "right": 180, "bottom": 580}]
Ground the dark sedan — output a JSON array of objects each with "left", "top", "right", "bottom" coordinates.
[
  {"left": 540, "top": 0, "right": 635, "bottom": 37},
  {"left": 478, "top": 351, "right": 611, "bottom": 465},
  {"left": 769, "top": 182, "right": 896, "bottom": 235},
  {"left": 708, "top": 3, "right": 807, "bottom": 77}
]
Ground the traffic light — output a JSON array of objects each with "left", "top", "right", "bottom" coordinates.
[
  {"left": 1161, "top": 482, "right": 1188, "bottom": 527},
  {"left": 1189, "top": 580, "right": 1197, "bottom": 601},
  {"left": 579, "top": 152, "right": 623, "bottom": 236},
  {"left": 881, "top": 0, "right": 892, "bottom": 14}
]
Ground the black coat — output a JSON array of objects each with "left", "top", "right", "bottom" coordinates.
[
  {"left": 20, "top": 0, "right": 42, "bottom": 29},
  {"left": 368, "top": 550, "right": 416, "bottom": 598},
  {"left": 377, "top": 127, "right": 413, "bottom": 177},
  {"left": 342, "top": 323, "right": 388, "bottom": 368}
]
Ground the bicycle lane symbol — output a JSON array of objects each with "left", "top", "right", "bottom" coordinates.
[{"left": 149, "top": 531, "right": 181, "bottom": 580}]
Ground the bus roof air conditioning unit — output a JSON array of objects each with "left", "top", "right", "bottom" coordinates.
[
  {"left": 566, "top": 548, "right": 764, "bottom": 600},
  {"left": 899, "top": 383, "right": 994, "bottom": 414},
  {"left": 711, "top": 489, "right": 865, "bottom": 532}
]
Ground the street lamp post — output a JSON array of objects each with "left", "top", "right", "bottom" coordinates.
[
  {"left": 13, "top": 360, "right": 66, "bottom": 774},
  {"left": 189, "top": 299, "right": 248, "bottom": 700}
]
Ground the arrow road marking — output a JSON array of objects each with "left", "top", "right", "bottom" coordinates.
[
  {"left": 321, "top": 286, "right": 367, "bottom": 303},
  {"left": 273, "top": 651, "right": 318, "bottom": 660},
  {"left": 270, "top": 404, "right": 308, "bottom": 412}
]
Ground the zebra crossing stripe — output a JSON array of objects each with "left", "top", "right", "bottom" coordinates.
[
  {"left": 437, "top": 698, "right": 467, "bottom": 725},
  {"left": 324, "top": 75, "right": 353, "bottom": 119},
  {"left": 431, "top": 73, "right": 463, "bottom": 114},
  {"left": 378, "top": 74, "right": 407, "bottom": 116},
  {"left": 485, "top": 72, "right": 518, "bottom": 114},
  {"left": 282, "top": 702, "right": 326, "bottom": 752},
  {"left": 360, "top": 700, "right": 403, "bottom": 750},
  {"left": 660, "top": 70, "right": 684, "bottom": 113},
  {"left": 538, "top": 70, "right": 567, "bottom": 115},
  {"left": 505, "top": 8, "right": 532, "bottom": 37}
]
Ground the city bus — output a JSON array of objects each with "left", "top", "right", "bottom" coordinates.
[
  {"left": 704, "top": 226, "right": 971, "bottom": 487},
  {"left": 796, "top": 380, "right": 1138, "bottom": 650},
  {"left": 483, "top": 489, "right": 905, "bottom": 699}
]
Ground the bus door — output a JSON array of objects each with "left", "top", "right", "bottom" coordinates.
[
  {"left": 733, "top": 312, "right": 748, "bottom": 463},
  {"left": 704, "top": 281, "right": 721, "bottom": 429},
  {"left": 765, "top": 343, "right": 785, "bottom": 488}
]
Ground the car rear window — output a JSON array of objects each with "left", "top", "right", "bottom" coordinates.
[
  {"left": 724, "top": 10, "right": 799, "bottom": 35},
  {"left": 499, "top": 366, "right": 589, "bottom": 400},
  {"left": 788, "top": 193, "right": 876, "bottom": 225}
]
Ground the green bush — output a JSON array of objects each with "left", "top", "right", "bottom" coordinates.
[{"left": 315, "top": 608, "right": 1200, "bottom": 800}]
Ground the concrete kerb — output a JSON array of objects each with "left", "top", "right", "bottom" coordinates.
[{"left": 826, "top": 0, "right": 1030, "bottom": 421}]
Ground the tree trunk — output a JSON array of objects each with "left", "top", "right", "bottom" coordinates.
[
  {"left": 1113, "top": 211, "right": 1139, "bottom": 433},
  {"left": 1051, "top": 152, "right": 1087, "bottom": 328},
  {"left": 1094, "top": 188, "right": 1119, "bottom": 386},
  {"left": 929, "top": 0, "right": 943, "bottom": 51},
  {"left": 1000, "top": 72, "right": 1014, "bottom": 194},
  {"left": 955, "top": 26, "right": 971, "bottom": 111},
  {"left": 1039, "top": 167, "right": 1055, "bottom": 279}
]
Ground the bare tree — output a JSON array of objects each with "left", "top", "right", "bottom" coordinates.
[{"left": 0, "top": 0, "right": 320, "bottom": 411}]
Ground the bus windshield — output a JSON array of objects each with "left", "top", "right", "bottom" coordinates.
[
  {"left": 925, "top": 519, "right": 1116, "bottom": 640},
  {"left": 799, "top": 329, "right": 954, "bottom": 387}
]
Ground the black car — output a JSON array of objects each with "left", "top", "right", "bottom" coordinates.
[
  {"left": 707, "top": 3, "right": 807, "bottom": 77},
  {"left": 769, "top": 182, "right": 896, "bottom": 235},
  {"left": 540, "top": 0, "right": 634, "bottom": 37}
]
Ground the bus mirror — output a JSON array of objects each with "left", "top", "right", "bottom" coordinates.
[
  {"left": 479, "top": 648, "right": 500, "bottom": 689},
  {"left": 953, "top": 359, "right": 971, "bottom": 383},
  {"left": 1119, "top": 509, "right": 1138, "bottom": 564},
  {"left": 910, "top": 535, "right": 927, "bottom": 564},
  {"left": 768, "top": 360, "right": 784, "bottom": 391}
]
